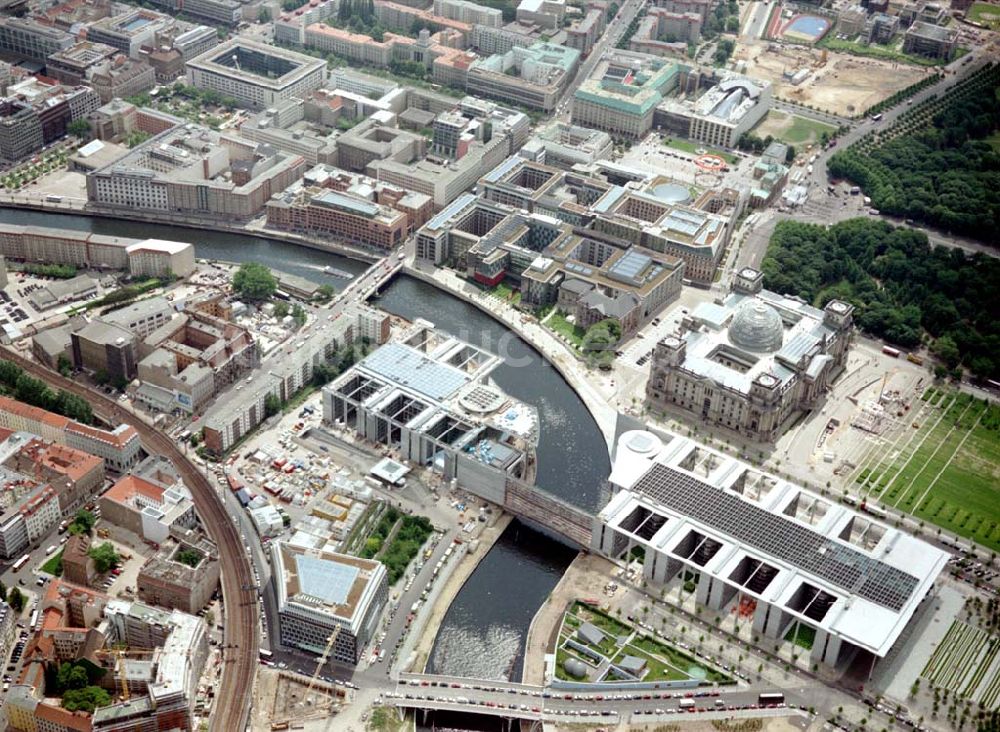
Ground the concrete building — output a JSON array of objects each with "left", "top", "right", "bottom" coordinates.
[
  {"left": 0, "top": 395, "right": 140, "bottom": 472},
  {"left": 185, "top": 38, "right": 326, "bottom": 110},
  {"left": 0, "top": 468, "right": 60, "bottom": 560},
  {"left": 323, "top": 323, "right": 539, "bottom": 500},
  {"left": 202, "top": 309, "right": 354, "bottom": 453},
  {"left": 594, "top": 428, "right": 949, "bottom": 669},
  {"left": 630, "top": 7, "right": 702, "bottom": 56},
  {"left": 86, "top": 124, "right": 307, "bottom": 222},
  {"left": 137, "top": 534, "right": 220, "bottom": 613},
  {"left": 70, "top": 320, "right": 138, "bottom": 382},
  {"left": 135, "top": 304, "right": 258, "bottom": 414},
  {"left": 271, "top": 542, "right": 388, "bottom": 664},
  {"left": 99, "top": 473, "right": 197, "bottom": 543},
  {"left": 0, "top": 222, "right": 194, "bottom": 276},
  {"left": 646, "top": 267, "right": 854, "bottom": 442},
  {"left": 0, "top": 16, "right": 73, "bottom": 63},
  {"left": 61, "top": 533, "right": 97, "bottom": 587},
  {"left": 902, "top": 20, "right": 958, "bottom": 58},
  {"left": 46, "top": 41, "right": 119, "bottom": 86},
  {"left": 516, "top": 0, "right": 566, "bottom": 28},
  {"left": 435, "top": 0, "right": 503, "bottom": 26},
  {"left": 125, "top": 239, "right": 197, "bottom": 278},
  {"left": 3, "top": 437, "right": 105, "bottom": 513},
  {"left": 470, "top": 22, "right": 537, "bottom": 55},
  {"left": 266, "top": 186, "right": 409, "bottom": 250},
  {"left": 86, "top": 8, "right": 177, "bottom": 58},
  {"left": 566, "top": 7, "right": 607, "bottom": 57},
  {"left": 89, "top": 56, "right": 157, "bottom": 104},
  {"left": 0, "top": 99, "right": 44, "bottom": 163},
  {"left": 657, "top": 72, "right": 772, "bottom": 149},
  {"left": 467, "top": 42, "right": 580, "bottom": 112},
  {"left": 573, "top": 51, "right": 681, "bottom": 139},
  {"left": 519, "top": 121, "right": 613, "bottom": 170}
]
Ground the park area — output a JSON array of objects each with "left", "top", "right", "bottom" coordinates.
[
  {"left": 734, "top": 39, "right": 930, "bottom": 116},
  {"left": 554, "top": 602, "right": 732, "bottom": 685},
  {"left": 968, "top": 2, "right": 1000, "bottom": 30},
  {"left": 752, "top": 110, "right": 837, "bottom": 146},
  {"left": 922, "top": 620, "right": 1000, "bottom": 708},
  {"left": 854, "top": 388, "right": 1000, "bottom": 552}
]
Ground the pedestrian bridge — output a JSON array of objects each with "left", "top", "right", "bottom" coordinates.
[{"left": 502, "top": 477, "right": 595, "bottom": 548}]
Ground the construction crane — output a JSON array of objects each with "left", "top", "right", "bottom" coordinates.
[
  {"left": 95, "top": 648, "right": 157, "bottom": 702},
  {"left": 274, "top": 628, "right": 342, "bottom": 726}
]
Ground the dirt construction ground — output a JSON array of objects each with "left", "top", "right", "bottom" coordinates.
[{"left": 734, "top": 40, "right": 931, "bottom": 115}]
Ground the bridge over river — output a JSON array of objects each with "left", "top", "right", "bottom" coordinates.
[{"left": 387, "top": 672, "right": 793, "bottom": 725}]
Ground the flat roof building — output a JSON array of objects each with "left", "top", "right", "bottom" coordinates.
[
  {"left": 271, "top": 542, "right": 388, "bottom": 664},
  {"left": 323, "top": 322, "right": 539, "bottom": 503},
  {"left": 185, "top": 38, "right": 327, "bottom": 110},
  {"left": 595, "top": 428, "right": 949, "bottom": 667}
]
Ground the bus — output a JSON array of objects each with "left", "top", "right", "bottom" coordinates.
[
  {"left": 12, "top": 554, "right": 30, "bottom": 572},
  {"left": 871, "top": 113, "right": 883, "bottom": 122},
  {"left": 679, "top": 699, "right": 696, "bottom": 710},
  {"left": 758, "top": 692, "right": 785, "bottom": 707},
  {"left": 29, "top": 609, "right": 39, "bottom": 629},
  {"left": 882, "top": 346, "right": 901, "bottom": 358}
]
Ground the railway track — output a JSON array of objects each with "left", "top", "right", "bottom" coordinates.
[{"left": 1, "top": 347, "right": 259, "bottom": 731}]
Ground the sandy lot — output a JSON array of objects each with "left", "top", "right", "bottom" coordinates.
[{"left": 734, "top": 40, "right": 931, "bottom": 115}]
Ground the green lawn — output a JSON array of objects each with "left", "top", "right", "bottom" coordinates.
[
  {"left": 614, "top": 645, "right": 690, "bottom": 682},
  {"left": 859, "top": 390, "right": 1000, "bottom": 551},
  {"left": 819, "top": 35, "right": 952, "bottom": 67},
  {"left": 661, "top": 137, "right": 738, "bottom": 164},
  {"left": 547, "top": 310, "right": 585, "bottom": 348},
  {"left": 968, "top": 2, "right": 1000, "bottom": 29},
  {"left": 785, "top": 622, "right": 816, "bottom": 651},
  {"left": 489, "top": 282, "right": 521, "bottom": 304},
  {"left": 783, "top": 115, "right": 837, "bottom": 145},
  {"left": 630, "top": 634, "right": 732, "bottom": 683},
  {"left": 41, "top": 549, "right": 64, "bottom": 577},
  {"left": 571, "top": 603, "right": 631, "bottom": 638}
]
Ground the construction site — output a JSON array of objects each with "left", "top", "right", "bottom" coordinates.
[
  {"left": 253, "top": 667, "right": 347, "bottom": 731},
  {"left": 733, "top": 40, "right": 930, "bottom": 115}
]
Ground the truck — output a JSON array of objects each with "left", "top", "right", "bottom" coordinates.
[
  {"left": 850, "top": 186, "right": 861, "bottom": 195},
  {"left": 679, "top": 699, "right": 696, "bottom": 710}
]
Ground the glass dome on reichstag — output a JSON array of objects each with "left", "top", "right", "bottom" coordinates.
[{"left": 729, "top": 300, "right": 784, "bottom": 352}]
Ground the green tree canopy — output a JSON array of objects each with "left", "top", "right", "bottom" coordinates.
[
  {"left": 68, "top": 510, "right": 95, "bottom": 536},
  {"left": 233, "top": 262, "right": 278, "bottom": 302},
  {"left": 67, "top": 119, "right": 91, "bottom": 139},
  {"left": 62, "top": 686, "right": 111, "bottom": 713},
  {"left": 8, "top": 586, "right": 25, "bottom": 612},
  {"left": 88, "top": 542, "right": 120, "bottom": 573}
]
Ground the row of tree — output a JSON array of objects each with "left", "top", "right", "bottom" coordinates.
[
  {"left": 827, "top": 78, "right": 1000, "bottom": 243},
  {"left": 761, "top": 218, "right": 1000, "bottom": 380},
  {"left": 0, "top": 360, "right": 93, "bottom": 424}
]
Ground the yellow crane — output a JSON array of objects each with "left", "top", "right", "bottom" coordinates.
[{"left": 94, "top": 648, "right": 157, "bottom": 702}]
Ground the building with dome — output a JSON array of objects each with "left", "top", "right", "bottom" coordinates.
[{"left": 645, "top": 267, "right": 854, "bottom": 442}]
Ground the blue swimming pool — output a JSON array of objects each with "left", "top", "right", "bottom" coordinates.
[{"left": 784, "top": 15, "right": 831, "bottom": 42}]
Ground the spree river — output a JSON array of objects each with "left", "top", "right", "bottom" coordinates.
[{"left": 0, "top": 209, "right": 611, "bottom": 681}]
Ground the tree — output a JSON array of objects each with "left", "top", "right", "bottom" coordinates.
[
  {"left": 57, "top": 663, "right": 89, "bottom": 691},
  {"left": 62, "top": 686, "right": 111, "bottom": 713},
  {"left": 8, "top": 586, "right": 24, "bottom": 612},
  {"left": 68, "top": 510, "right": 95, "bottom": 536},
  {"left": 272, "top": 300, "right": 290, "bottom": 319},
  {"left": 932, "top": 335, "right": 961, "bottom": 368},
  {"left": 175, "top": 548, "right": 202, "bottom": 568},
  {"left": 725, "top": 15, "right": 739, "bottom": 32},
  {"left": 67, "top": 119, "right": 92, "bottom": 139},
  {"left": 57, "top": 354, "right": 72, "bottom": 377},
  {"left": 315, "top": 284, "right": 335, "bottom": 301},
  {"left": 233, "top": 262, "right": 277, "bottom": 302},
  {"left": 264, "top": 393, "right": 281, "bottom": 418},
  {"left": 292, "top": 303, "right": 307, "bottom": 328},
  {"left": 257, "top": 6, "right": 271, "bottom": 22},
  {"left": 88, "top": 542, "right": 120, "bottom": 573},
  {"left": 785, "top": 144, "right": 797, "bottom": 164}
]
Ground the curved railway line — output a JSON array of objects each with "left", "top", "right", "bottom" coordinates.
[{"left": 1, "top": 347, "right": 259, "bottom": 731}]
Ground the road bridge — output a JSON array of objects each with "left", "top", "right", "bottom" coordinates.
[{"left": 388, "top": 672, "right": 793, "bottom": 724}]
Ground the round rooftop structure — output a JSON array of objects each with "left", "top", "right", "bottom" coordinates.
[
  {"left": 729, "top": 300, "right": 784, "bottom": 352},
  {"left": 619, "top": 430, "right": 663, "bottom": 460},
  {"left": 457, "top": 384, "right": 506, "bottom": 414},
  {"left": 563, "top": 658, "right": 588, "bottom": 678},
  {"left": 650, "top": 182, "right": 691, "bottom": 205}
]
